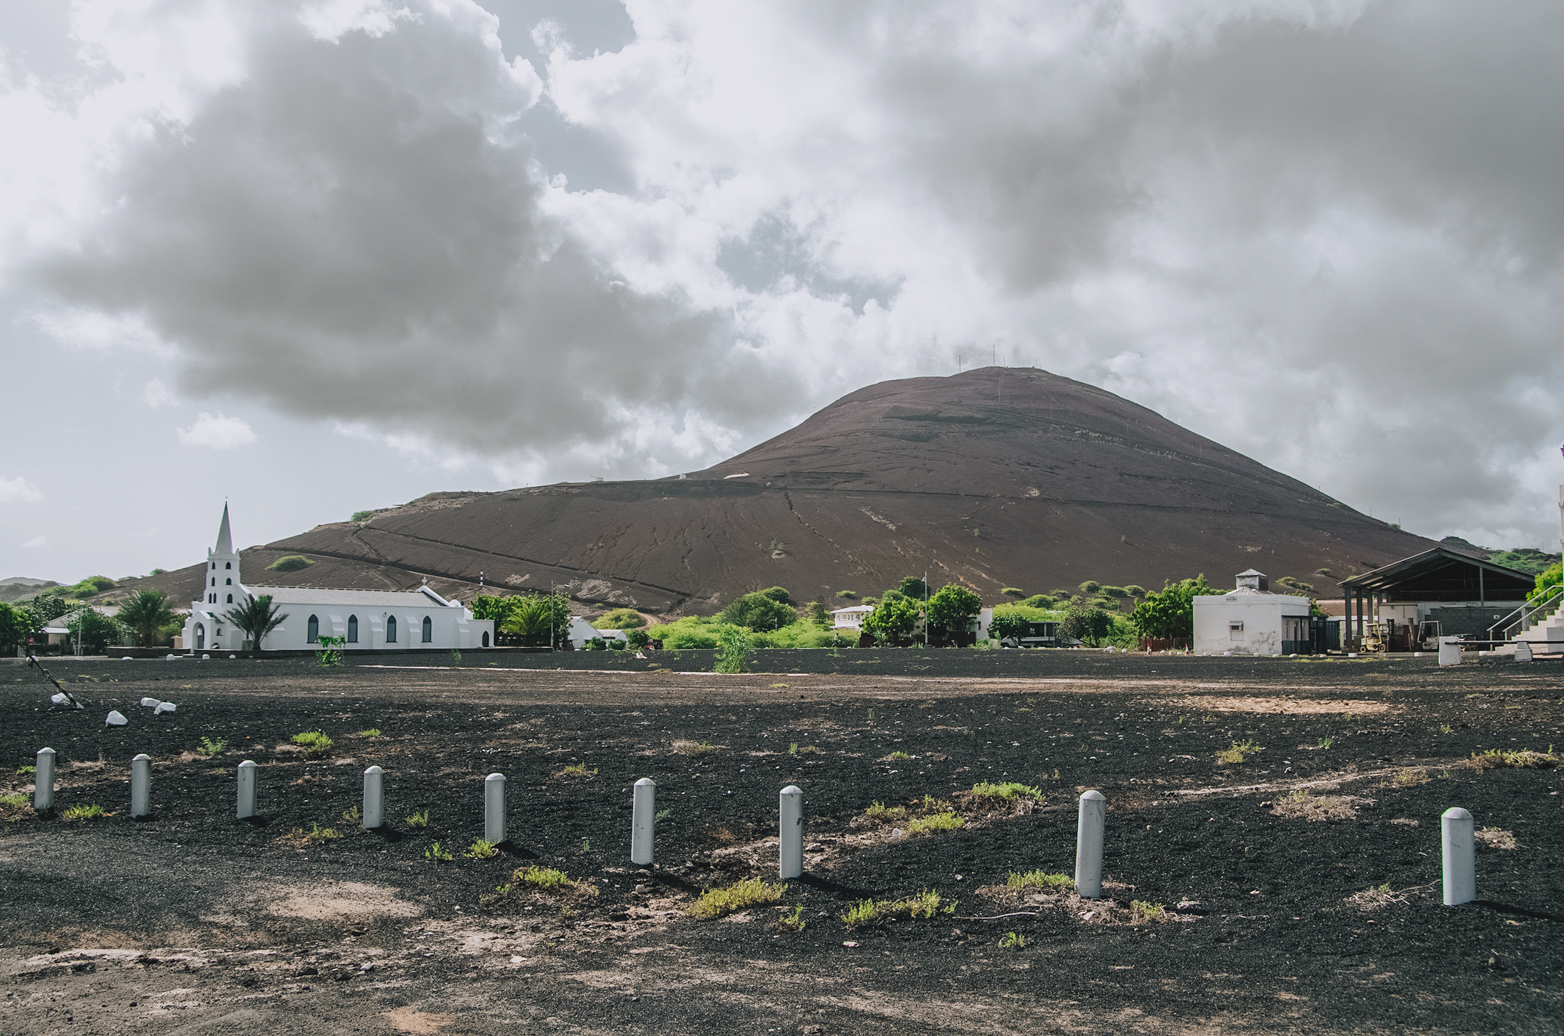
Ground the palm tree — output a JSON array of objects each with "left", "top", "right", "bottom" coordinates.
[
  {"left": 500, "top": 595, "right": 554, "bottom": 646},
  {"left": 222, "top": 594, "right": 288, "bottom": 653},
  {"left": 116, "top": 589, "right": 178, "bottom": 647}
]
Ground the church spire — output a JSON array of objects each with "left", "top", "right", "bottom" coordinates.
[{"left": 215, "top": 503, "right": 233, "bottom": 556}]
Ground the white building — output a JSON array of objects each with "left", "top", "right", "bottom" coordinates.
[
  {"left": 182, "top": 506, "right": 492, "bottom": 653},
  {"left": 830, "top": 604, "right": 874, "bottom": 630},
  {"left": 1193, "top": 570, "right": 1313, "bottom": 656}
]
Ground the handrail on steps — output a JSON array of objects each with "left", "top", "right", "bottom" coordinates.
[{"left": 1487, "top": 581, "right": 1564, "bottom": 642}]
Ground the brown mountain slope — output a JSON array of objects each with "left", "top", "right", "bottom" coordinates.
[{"left": 131, "top": 368, "right": 1434, "bottom": 612}]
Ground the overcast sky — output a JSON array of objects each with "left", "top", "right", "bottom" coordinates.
[{"left": 2, "top": 0, "right": 1561, "bottom": 583}]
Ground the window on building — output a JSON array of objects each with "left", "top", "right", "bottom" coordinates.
[
  {"left": 1229, "top": 621, "right": 1244, "bottom": 641},
  {"left": 227, "top": 594, "right": 233, "bottom": 604},
  {"left": 225, "top": 562, "right": 231, "bottom": 569},
  {"left": 482, "top": 631, "right": 490, "bottom": 647},
  {"left": 225, "top": 578, "right": 231, "bottom": 585},
  {"left": 386, "top": 616, "right": 397, "bottom": 643},
  {"left": 422, "top": 616, "right": 433, "bottom": 643},
  {"left": 347, "top": 615, "right": 358, "bottom": 643},
  {"left": 210, "top": 577, "right": 215, "bottom": 587},
  {"left": 210, "top": 563, "right": 216, "bottom": 570},
  {"left": 195, "top": 623, "right": 205, "bottom": 649},
  {"left": 307, "top": 614, "right": 319, "bottom": 643}
]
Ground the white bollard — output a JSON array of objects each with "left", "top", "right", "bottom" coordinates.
[
  {"left": 363, "top": 765, "right": 385, "bottom": 829},
  {"left": 1514, "top": 641, "right": 1533, "bottom": 663},
  {"left": 484, "top": 773, "right": 506, "bottom": 844},
  {"left": 1438, "top": 636, "right": 1463, "bottom": 667},
  {"left": 130, "top": 754, "right": 152, "bottom": 818},
  {"left": 1442, "top": 807, "right": 1476, "bottom": 905},
  {"left": 631, "top": 778, "right": 656, "bottom": 867},
  {"left": 33, "top": 747, "right": 55, "bottom": 811},
  {"left": 1075, "top": 790, "right": 1106, "bottom": 899},
  {"left": 779, "top": 784, "right": 804, "bottom": 880},
  {"left": 236, "top": 760, "right": 257, "bottom": 819}
]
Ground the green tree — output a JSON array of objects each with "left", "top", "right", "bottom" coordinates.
[
  {"left": 895, "top": 576, "right": 931, "bottom": 602},
  {"left": 719, "top": 591, "right": 796, "bottom": 631},
  {"left": 116, "top": 589, "right": 179, "bottom": 647},
  {"left": 1078, "top": 580, "right": 1103, "bottom": 596},
  {"left": 66, "top": 609, "right": 125, "bottom": 654},
  {"left": 926, "top": 584, "right": 982, "bottom": 642},
  {"left": 806, "top": 600, "right": 830, "bottom": 628},
  {"left": 500, "top": 594, "right": 572, "bottom": 647},
  {"left": 1020, "top": 594, "right": 1059, "bottom": 610},
  {"left": 596, "top": 607, "right": 646, "bottom": 629},
  {"left": 756, "top": 586, "right": 793, "bottom": 605},
  {"left": 988, "top": 610, "right": 1031, "bottom": 642},
  {"left": 0, "top": 602, "right": 30, "bottom": 655},
  {"left": 222, "top": 595, "right": 288, "bottom": 652},
  {"left": 714, "top": 625, "right": 753, "bottom": 672},
  {"left": 1529, "top": 561, "right": 1562, "bottom": 602},
  {"left": 1060, "top": 606, "right": 1114, "bottom": 646},
  {"left": 862, "top": 593, "right": 921, "bottom": 646},
  {"left": 1123, "top": 584, "right": 1147, "bottom": 599},
  {"left": 1128, "top": 575, "right": 1223, "bottom": 641}
]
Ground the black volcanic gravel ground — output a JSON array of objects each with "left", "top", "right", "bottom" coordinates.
[{"left": 0, "top": 652, "right": 1561, "bottom": 1035}]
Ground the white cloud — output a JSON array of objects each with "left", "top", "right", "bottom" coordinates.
[
  {"left": 177, "top": 412, "right": 258, "bottom": 449},
  {"left": 142, "top": 378, "right": 176, "bottom": 408},
  {"left": 21, "top": 535, "right": 49, "bottom": 549},
  {"left": 0, "top": 476, "right": 43, "bottom": 504}
]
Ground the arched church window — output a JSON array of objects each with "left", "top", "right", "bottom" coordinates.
[
  {"left": 211, "top": 578, "right": 215, "bottom": 587},
  {"left": 227, "top": 594, "right": 233, "bottom": 604},
  {"left": 225, "top": 578, "right": 231, "bottom": 585},
  {"left": 386, "top": 616, "right": 398, "bottom": 643},
  {"left": 307, "top": 615, "right": 319, "bottom": 643},
  {"left": 195, "top": 623, "right": 205, "bottom": 650},
  {"left": 347, "top": 615, "right": 358, "bottom": 643},
  {"left": 225, "top": 562, "right": 231, "bottom": 569},
  {"left": 422, "top": 616, "right": 433, "bottom": 643},
  {"left": 210, "top": 563, "right": 216, "bottom": 570},
  {"left": 482, "top": 631, "right": 490, "bottom": 647}
]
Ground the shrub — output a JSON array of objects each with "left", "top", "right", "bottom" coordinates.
[
  {"left": 405, "top": 810, "right": 430, "bottom": 828},
  {"left": 315, "top": 634, "right": 345, "bottom": 667},
  {"left": 864, "top": 801, "right": 907, "bottom": 822},
  {"left": 841, "top": 889, "right": 953, "bottom": 927},
  {"left": 907, "top": 812, "right": 964, "bottom": 836},
  {"left": 1470, "top": 747, "right": 1557, "bottom": 770},
  {"left": 596, "top": 608, "right": 646, "bottom": 629},
  {"left": 466, "top": 838, "right": 500, "bottom": 859},
  {"left": 688, "top": 878, "right": 788, "bottom": 920},
  {"left": 425, "top": 841, "right": 453, "bottom": 861},
  {"left": 266, "top": 555, "right": 314, "bottom": 573},
  {"left": 626, "top": 629, "right": 650, "bottom": 649},
  {"left": 350, "top": 510, "right": 378, "bottom": 524},
  {"left": 719, "top": 592, "right": 796, "bottom": 631},
  {"left": 291, "top": 731, "right": 334, "bottom": 755},
  {"left": 281, "top": 823, "right": 340, "bottom": 845},
  {"left": 1019, "top": 594, "right": 1059, "bottom": 610},
  {"left": 1, "top": 792, "right": 34, "bottom": 820},
  {"left": 673, "top": 740, "right": 717, "bottom": 756},
  {"left": 714, "top": 627, "right": 753, "bottom": 673},
  {"left": 888, "top": 750, "right": 910, "bottom": 761},
  {"left": 646, "top": 616, "right": 725, "bottom": 650},
  {"left": 999, "top": 931, "right": 1027, "bottom": 950},
  {"left": 1006, "top": 870, "right": 1073, "bottom": 891},
  {"left": 512, "top": 865, "right": 597, "bottom": 896},
  {"left": 1000, "top": 587, "right": 1025, "bottom": 598},
  {"left": 835, "top": 590, "right": 858, "bottom": 599},
  {"left": 1131, "top": 900, "right": 1167, "bottom": 923},
  {"left": 969, "top": 781, "right": 1044, "bottom": 805},
  {"left": 555, "top": 763, "right": 598, "bottom": 778},
  {"left": 1129, "top": 574, "right": 1224, "bottom": 641},
  {"left": 197, "top": 736, "right": 227, "bottom": 758},
  {"left": 358, "top": 728, "right": 383, "bottom": 738},
  {"left": 776, "top": 904, "right": 807, "bottom": 932}
]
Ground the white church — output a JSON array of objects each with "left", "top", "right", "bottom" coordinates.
[{"left": 182, "top": 506, "right": 493, "bottom": 654}]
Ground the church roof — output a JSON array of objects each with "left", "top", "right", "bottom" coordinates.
[
  {"left": 214, "top": 503, "right": 233, "bottom": 555},
  {"left": 241, "top": 585, "right": 455, "bottom": 608}
]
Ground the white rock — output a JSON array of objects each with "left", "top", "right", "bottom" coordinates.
[
  {"left": 140, "top": 698, "right": 162, "bottom": 709},
  {"left": 105, "top": 710, "right": 128, "bottom": 726},
  {"left": 154, "top": 702, "right": 177, "bottom": 715},
  {"left": 50, "top": 692, "right": 68, "bottom": 705},
  {"left": 166, "top": 654, "right": 178, "bottom": 661},
  {"left": 121, "top": 656, "right": 133, "bottom": 661}
]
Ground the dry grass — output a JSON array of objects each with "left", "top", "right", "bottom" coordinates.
[
  {"left": 1346, "top": 884, "right": 1406, "bottom": 911},
  {"left": 1, "top": 793, "right": 35, "bottom": 821},
  {"left": 672, "top": 740, "right": 717, "bottom": 757},
  {"left": 278, "top": 823, "right": 340, "bottom": 846},
  {"left": 1469, "top": 748, "right": 1557, "bottom": 771},
  {"left": 1390, "top": 767, "right": 1429, "bottom": 787},
  {"left": 1130, "top": 900, "right": 1167, "bottom": 923},
  {"left": 1476, "top": 827, "right": 1518, "bottom": 850},
  {"left": 1269, "top": 789, "right": 1364, "bottom": 821},
  {"left": 1216, "top": 740, "right": 1263, "bottom": 764}
]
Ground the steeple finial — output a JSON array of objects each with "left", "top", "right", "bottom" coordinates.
[{"left": 215, "top": 503, "right": 233, "bottom": 555}]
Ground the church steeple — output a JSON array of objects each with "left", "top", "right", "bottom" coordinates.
[{"left": 214, "top": 503, "right": 233, "bottom": 556}]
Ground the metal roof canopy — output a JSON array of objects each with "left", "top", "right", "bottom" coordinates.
[{"left": 1339, "top": 547, "right": 1534, "bottom": 602}]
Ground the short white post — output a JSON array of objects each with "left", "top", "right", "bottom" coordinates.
[
  {"left": 484, "top": 772, "right": 506, "bottom": 844},
  {"left": 33, "top": 747, "right": 56, "bottom": 811},
  {"left": 236, "top": 760, "right": 257, "bottom": 819},
  {"left": 130, "top": 754, "right": 152, "bottom": 818},
  {"left": 1075, "top": 790, "right": 1106, "bottom": 899},
  {"left": 1442, "top": 807, "right": 1476, "bottom": 906},
  {"left": 631, "top": 777, "right": 655, "bottom": 867},
  {"left": 1438, "top": 636, "right": 1462, "bottom": 666},
  {"left": 779, "top": 784, "right": 803, "bottom": 880},
  {"left": 363, "top": 765, "right": 385, "bottom": 829}
]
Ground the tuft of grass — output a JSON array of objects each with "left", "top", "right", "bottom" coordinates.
[
  {"left": 1315, "top": 737, "right": 1333, "bottom": 749},
  {"left": 425, "top": 841, "right": 454, "bottom": 862},
  {"left": 1131, "top": 900, "right": 1167, "bottom": 923},
  {"left": 918, "top": 794, "right": 952, "bottom": 813},
  {"left": 655, "top": 808, "right": 673, "bottom": 822},
  {"left": 1, "top": 792, "right": 34, "bottom": 819},
  {"left": 1216, "top": 740, "right": 1263, "bottom": 764},
  {"left": 776, "top": 904, "right": 806, "bottom": 932},
  {"left": 864, "top": 800, "right": 907, "bottom": 821},
  {"left": 555, "top": 763, "right": 598, "bottom": 779},
  {"left": 968, "top": 781, "right": 1044, "bottom": 805},
  {"left": 511, "top": 865, "right": 597, "bottom": 896},
  {"left": 907, "top": 812, "right": 964, "bottom": 836},
  {"left": 62, "top": 803, "right": 108, "bottom": 821},
  {"left": 1439, "top": 724, "right": 1453, "bottom": 734},
  {"left": 16, "top": 765, "right": 36, "bottom": 776},
  {"left": 1469, "top": 747, "right": 1557, "bottom": 770},
  {"left": 1476, "top": 827, "right": 1518, "bottom": 850},
  {"left": 466, "top": 838, "right": 500, "bottom": 859},
  {"left": 1391, "top": 767, "right": 1428, "bottom": 787},
  {"left": 888, "top": 750, "right": 911, "bottom": 761},
  {"left": 841, "top": 889, "right": 955, "bottom": 928},
  {"left": 196, "top": 736, "right": 227, "bottom": 757},
  {"left": 290, "top": 731, "right": 333, "bottom": 756},
  {"left": 358, "top": 728, "right": 383, "bottom": 738},
  {"left": 282, "top": 823, "right": 340, "bottom": 845},
  {"left": 1006, "top": 870, "right": 1073, "bottom": 892},
  {"left": 688, "top": 878, "right": 788, "bottom": 920},
  {"left": 673, "top": 740, "right": 717, "bottom": 757},
  {"left": 788, "top": 743, "right": 819, "bottom": 756},
  {"left": 405, "top": 809, "right": 430, "bottom": 828},
  {"left": 998, "top": 931, "right": 1027, "bottom": 950},
  {"left": 342, "top": 805, "right": 362, "bottom": 824}
]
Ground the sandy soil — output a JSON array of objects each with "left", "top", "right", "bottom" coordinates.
[{"left": 1, "top": 652, "right": 1561, "bottom": 1035}]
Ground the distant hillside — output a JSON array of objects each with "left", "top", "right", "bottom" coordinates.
[
  {"left": 1438, "top": 537, "right": 1559, "bottom": 576},
  {"left": 119, "top": 368, "right": 1437, "bottom": 613}
]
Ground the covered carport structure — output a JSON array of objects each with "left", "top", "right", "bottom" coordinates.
[{"left": 1339, "top": 547, "right": 1535, "bottom": 649}]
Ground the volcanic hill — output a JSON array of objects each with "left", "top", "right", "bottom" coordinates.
[{"left": 135, "top": 368, "right": 1434, "bottom": 613}]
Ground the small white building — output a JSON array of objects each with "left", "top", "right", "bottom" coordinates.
[
  {"left": 830, "top": 604, "right": 874, "bottom": 630},
  {"left": 1193, "top": 570, "right": 1313, "bottom": 656},
  {"left": 182, "top": 506, "right": 492, "bottom": 653}
]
